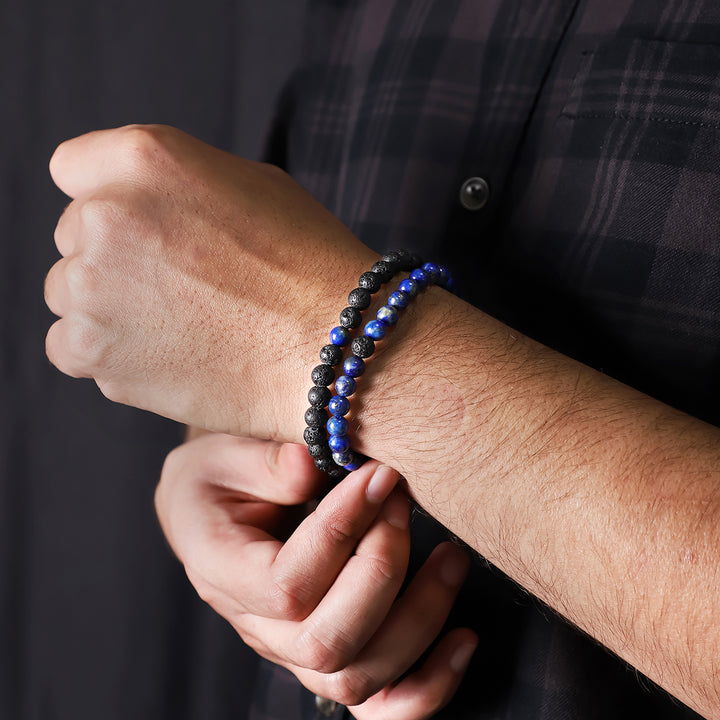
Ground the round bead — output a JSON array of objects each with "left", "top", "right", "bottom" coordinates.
[
  {"left": 311, "top": 364, "right": 335, "bottom": 387},
  {"left": 304, "top": 426, "right": 325, "bottom": 445},
  {"left": 304, "top": 407, "right": 327, "bottom": 427},
  {"left": 330, "top": 326, "right": 351, "bottom": 346},
  {"left": 376, "top": 305, "right": 399, "bottom": 326},
  {"left": 326, "top": 465, "right": 348, "bottom": 480},
  {"left": 422, "top": 262, "right": 440, "bottom": 283},
  {"left": 364, "top": 320, "right": 387, "bottom": 340},
  {"left": 314, "top": 455, "right": 332, "bottom": 472},
  {"left": 398, "top": 278, "right": 419, "bottom": 298},
  {"left": 348, "top": 287, "right": 372, "bottom": 310},
  {"left": 335, "top": 374, "right": 357, "bottom": 397},
  {"left": 371, "top": 260, "right": 394, "bottom": 283},
  {"left": 327, "top": 415, "right": 349, "bottom": 436},
  {"left": 437, "top": 265, "right": 450, "bottom": 287},
  {"left": 388, "top": 290, "right": 410, "bottom": 309},
  {"left": 343, "top": 455, "right": 363, "bottom": 471},
  {"left": 328, "top": 395, "right": 350, "bottom": 416},
  {"left": 339, "top": 306, "right": 362, "bottom": 329},
  {"left": 351, "top": 335, "right": 375, "bottom": 358},
  {"left": 395, "top": 249, "right": 415, "bottom": 271},
  {"left": 343, "top": 355, "right": 365, "bottom": 377},
  {"left": 381, "top": 250, "right": 402, "bottom": 267},
  {"left": 410, "top": 268, "right": 429, "bottom": 288},
  {"left": 328, "top": 433, "right": 351, "bottom": 453},
  {"left": 320, "top": 344, "right": 343, "bottom": 366},
  {"left": 332, "top": 450, "right": 353, "bottom": 466},
  {"left": 308, "top": 443, "right": 330, "bottom": 459},
  {"left": 358, "top": 271, "right": 382, "bottom": 293},
  {"left": 308, "top": 385, "right": 331, "bottom": 409}
]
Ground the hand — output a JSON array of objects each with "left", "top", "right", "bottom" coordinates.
[
  {"left": 44, "top": 124, "right": 377, "bottom": 439},
  {"left": 155, "top": 432, "right": 478, "bottom": 719}
]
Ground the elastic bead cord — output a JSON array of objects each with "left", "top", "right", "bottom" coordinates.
[
  {"left": 309, "top": 253, "right": 453, "bottom": 475},
  {"left": 303, "top": 250, "right": 416, "bottom": 477}
]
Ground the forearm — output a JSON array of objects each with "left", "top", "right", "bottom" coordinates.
[{"left": 345, "top": 287, "right": 720, "bottom": 717}]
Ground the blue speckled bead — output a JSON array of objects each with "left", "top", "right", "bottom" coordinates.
[
  {"left": 343, "top": 455, "right": 362, "bottom": 471},
  {"left": 343, "top": 355, "right": 365, "bottom": 377},
  {"left": 335, "top": 375, "right": 357, "bottom": 397},
  {"left": 332, "top": 450, "right": 353, "bottom": 466},
  {"left": 328, "top": 395, "right": 350, "bottom": 416},
  {"left": 422, "top": 262, "right": 440, "bottom": 283},
  {"left": 409, "top": 268, "right": 429, "bottom": 288},
  {"left": 330, "top": 326, "right": 351, "bottom": 346},
  {"left": 388, "top": 290, "right": 410, "bottom": 309},
  {"left": 327, "top": 415, "right": 349, "bottom": 436},
  {"left": 364, "top": 319, "right": 387, "bottom": 340},
  {"left": 398, "top": 278, "right": 419, "bottom": 298},
  {"left": 328, "top": 433, "right": 351, "bottom": 453},
  {"left": 377, "top": 305, "right": 399, "bottom": 326}
]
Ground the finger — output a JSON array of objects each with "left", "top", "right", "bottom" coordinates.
[
  {"left": 45, "top": 316, "right": 94, "bottom": 379},
  {"left": 349, "top": 628, "right": 479, "bottom": 720},
  {"left": 53, "top": 200, "right": 81, "bottom": 257},
  {"left": 267, "top": 463, "right": 401, "bottom": 617},
  {"left": 49, "top": 124, "right": 166, "bottom": 198},
  {"left": 317, "top": 541, "right": 472, "bottom": 706},
  {"left": 235, "top": 489, "right": 411, "bottom": 672},
  {"left": 44, "top": 257, "right": 73, "bottom": 317}
]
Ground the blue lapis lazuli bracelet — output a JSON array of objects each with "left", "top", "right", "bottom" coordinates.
[{"left": 303, "top": 250, "right": 452, "bottom": 477}]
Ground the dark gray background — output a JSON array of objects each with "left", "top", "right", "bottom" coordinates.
[{"left": 0, "top": 2, "right": 303, "bottom": 717}]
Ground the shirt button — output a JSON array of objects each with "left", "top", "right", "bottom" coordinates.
[
  {"left": 459, "top": 176, "right": 490, "bottom": 211},
  {"left": 315, "top": 695, "right": 339, "bottom": 716}
]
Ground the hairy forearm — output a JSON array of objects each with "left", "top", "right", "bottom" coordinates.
[{"left": 343, "top": 287, "right": 720, "bottom": 718}]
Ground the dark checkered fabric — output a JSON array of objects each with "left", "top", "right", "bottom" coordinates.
[{"left": 254, "top": 1, "right": 720, "bottom": 718}]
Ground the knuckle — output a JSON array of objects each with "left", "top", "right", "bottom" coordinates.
[
  {"left": 318, "top": 506, "right": 359, "bottom": 547},
  {"left": 326, "top": 668, "right": 377, "bottom": 708},
  {"left": 64, "top": 318, "right": 105, "bottom": 368},
  {"left": 293, "top": 625, "right": 351, "bottom": 674},
  {"left": 64, "top": 257, "right": 97, "bottom": 300},
  {"left": 78, "top": 195, "right": 120, "bottom": 237},
  {"left": 265, "top": 576, "right": 309, "bottom": 621},
  {"left": 117, "top": 124, "right": 172, "bottom": 171}
]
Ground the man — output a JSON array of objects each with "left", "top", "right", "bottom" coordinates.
[{"left": 44, "top": 1, "right": 720, "bottom": 718}]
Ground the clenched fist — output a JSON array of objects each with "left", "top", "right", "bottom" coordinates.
[{"left": 45, "top": 124, "right": 377, "bottom": 439}]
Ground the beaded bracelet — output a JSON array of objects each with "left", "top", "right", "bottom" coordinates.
[
  {"left": 303, "top": 250, "right": 421, "bottom": 479},
  {"left": 304, "top": 251, "right": 452, "bottom": 477}
]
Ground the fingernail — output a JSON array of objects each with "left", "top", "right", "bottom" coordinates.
[
  {"left": 382, "top": 492, "right": 410, "bottom": 530},
  {"left": 440, "top": 545, "right": 469, "bottom": 587},
  {"left": 366, "top": 464, "right": 398, "bottom": 503},
  {"left": 450, "top": 642, "right": 478, "bottom": 673}
]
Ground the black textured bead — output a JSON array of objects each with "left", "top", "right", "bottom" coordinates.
[
  {"left": 370, "top": 261, "right": 394, "bottom": 283},
  {"left": 339, "top": 306, "right": 362, "bottom": 329},
  {"left": 409, "top": 252, "right": 423, "bottom": 269},
  {"left": 319, "top": 344, "right": 343, "bottom": 366},
  {"left": 393, "top": 249, "right": 414, "bottom": 271},
  {"left": 304, "top": 407, "right": 327, "bottom": 427},
  {"left": 308, "top": 443, "right": 330, "bottom": 459},
  {"left": 311, "top": 364, "right": 335, "bottom": 387},
  {"left": 358, "top": 271, "right": 382, "bottom": 293},
  {"left": 348, "top": 287, "right": 372, "bottom": 310},
  {"left": 351, "top": 335, "right": 375, "bottom": 358},
  {"left": 327, "top": 465, "right": 348, "bottom": 480},
  {"left": 308, "top": 385, "right": 332, "bottom": 409},
  {"left": 314, "top": 455, "right": 333, "bottom": 472},
  {"left": 304, "top": 426, "right": 325, "bottom": 445}
]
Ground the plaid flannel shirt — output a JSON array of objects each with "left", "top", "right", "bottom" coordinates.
[{"left": 254, "top": 1, "right": 720, "bottom": 717}]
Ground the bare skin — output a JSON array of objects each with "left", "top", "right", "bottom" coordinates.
[{"left": 45, "top": 125, "right": 720, "bottom": 718}]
